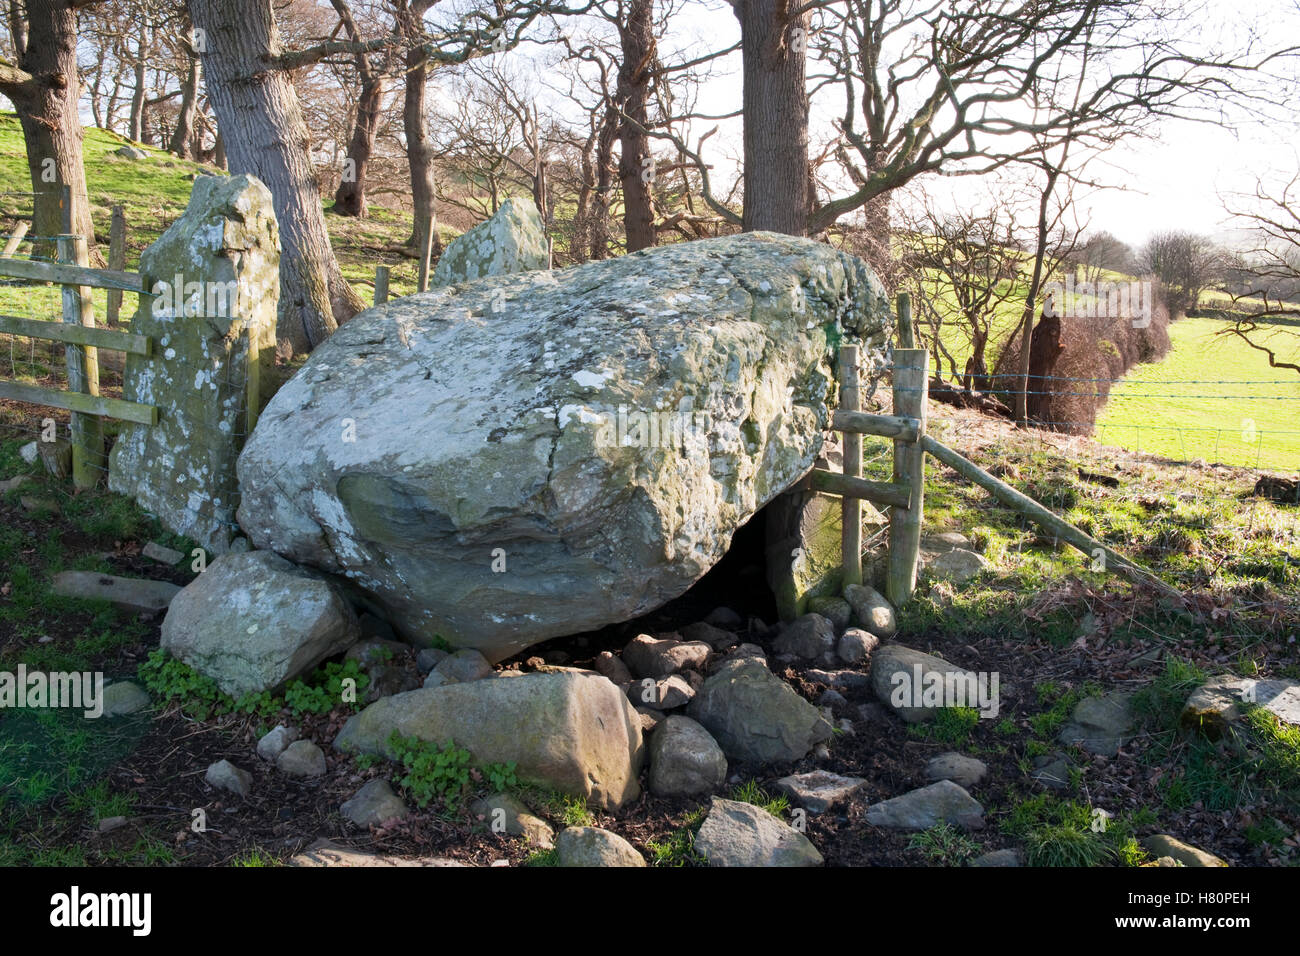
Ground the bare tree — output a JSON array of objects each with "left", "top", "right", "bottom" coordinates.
[{"left": 1140, "top": 230, "right": 1223, "bottom": 316}]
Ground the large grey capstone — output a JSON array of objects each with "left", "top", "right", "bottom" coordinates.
[
  {"left": 160, "top": 550, "right": 360, "bottom": 697},
  {"left": 687, "top": 656, "right": 832, "bottom": 764},
  {"left": 431, "top": 196, "right": 548, "bottom": 287},
  {"left": 333, "top": 671, "right": 644, "bottom": 810},
  {"left": 109, "top": 174, "right": 279, "bottom": 553},
  {"left": 236, "top": 232, "right": 890, "bottom": 660},
  {"left": 694, "top": 797, "right": 823, "bottom": 867}
]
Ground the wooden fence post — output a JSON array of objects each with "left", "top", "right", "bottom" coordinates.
[
  {"left": 105, "top": 205, "right": 126, "bottom": 325},
  {"left": 896, "top": 292, "right": 914, "bottom": 349},
  {"left": 887, "top": 348, "right": 929, "bottom": 605},
  {"left": 374, "top": 264, "right": 390, "bottom": 305},
  {"left": 840, "top": 345, "right": 863, "bottom": 588},
  {"left": 58, "top": 186, "right": 104, "bottom": 489}
]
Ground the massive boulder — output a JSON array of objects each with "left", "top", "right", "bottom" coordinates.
[
  {"left": 431, "top": 196, "right": 548, "bottom": 287},
  {"left": 334, "top": 671, "right": 644, "bottom": 810},
  {"left": 109, "top": 174, "right": 279, "bottom": 553},
  {"left": 237, "top": 232, "right": 891, "bottom": 660}
]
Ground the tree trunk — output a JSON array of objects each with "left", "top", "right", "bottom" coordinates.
[
  {"left": 1025, "top": 312, "right": 1065, "bottom": 422},
  {"left": 617, "top": 0, "right": 656, "bottom": 252},
  {"left": 589, "top": 105, "right": 618, "bottom": 260},
  {"left": 1013, "top": 168, "right": 1059, "bottom": 423},
  {"left": 128, "top": 24, "right": 149, "bottom": 142},
  {"left": 402, "top": 51, "right": 440, "bottom": 257},
  {"left": 213, "top": 129, "right": 227, "bottom": 170},
  {"left": 735, "top": 0, "right": 809, "bottom": 235},
  {"left": 188, "top": 0, "right": 363, "bottom": 354},
  {"left": 167, "top": 51, "right": 202, "bottom": 159},
  {"left": 334, "top": 73, "right": 387, "bottom": 217},
  {"left": 1, "top": 0, "right": 100, "bottom": 263}
]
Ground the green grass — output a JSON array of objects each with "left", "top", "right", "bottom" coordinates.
[
  {"left": 907, "top": 823, "right": 983, "bottom": 866},
  {"left": 1095, "top": 316, "right": 1300, "bottom": 470}
]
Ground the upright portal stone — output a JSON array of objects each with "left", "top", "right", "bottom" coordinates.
[
  {"left": 238, "top": 232, "right": 891, "bottom": 660},
  {"left": 109, "top": 174, "right": 279, "bottom": 553},
  {"left": 431, "top": 196, "right": 548, "bottom": 287}
]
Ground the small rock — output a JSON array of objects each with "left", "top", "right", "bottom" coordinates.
[
  {"left": 415, "top": 647, "right": 448, "bottom": 674},
  {"left": 142, "top": 541, "right": 185, "bottom": 566},
  {"left": 927, "top": 548, "right": 988, "bottom": 582},
  {"left": 807, "top": 596, "right": 852, "bottom": 631},
  {"left": 703, "top": 607, "right": 743, "bottom": 629},
  {"left": 648, "top": 715, "right": 727, "bottom": 797},
  {"left": 717, "top": 643, "right": 766, "bottom": 667},
  {"left": 622, "top": 634, "right": 711, "bottom": 678},
  {"left": 97, "top": 816, "right": 129, "bottom": 834},
  {"left": 341, "top": 778, "right": 410, "bottom": 827},
  {"left": 289, "top": 837, "right": 464, "bottom": 867},
  {"left": 0, "top": 474, "right": 32, "bottom": 493},
  {"left": 921, "top": 531, "right": 971, "bottom": 553},
  {"left": 1030, "top": 753, "right": 1072, "bottom": 791},
  {"left": 837, "top": 627, "right": 879, "bottom": 666},
  {"left": 19, "top": 441, "right": 38, "bottom": 464},
  {"left": 694, "top": 797, "right": 823, "bottom": 867},
  {"left": 99, "top": 681, "right": 150, "bottom": 717},
  {"left": 681, "top": 621, "right": 738, "bottom": 650},
  {"left": 205, "top": 759, "right": 252, "bottom": 798},
  {"left": 687, "top": 656, "right": 831, "bottom": 764},
  {"left": 843, "top": 584, "right": 897, "bottom": 638},
  {"left": 774, "top": 770, "right": 866, "bottom": 813},
  {"left": 114, "top": 144, "right": 149, "bottom": 159},
  {"left": 52, "top": 571, "right": 180, "bottom": 615},
  {"left": 819, "top": 688, "right": 848, "bottom": 709},
  {"left": 813, "top": 743, "right": 831, "bottom": 760},
  {"left": 1059, "top": 692, "right": 1133, "bottom": 756},
  {"left": 20, "top": 495, "right": 60, "bottom": 516},
  {"left": 555, "top": 827, "right": 645, "bottom": 867},
  {"left": 635, "top": 708, "right": 661, "bottom": 734},
  {"left": 870, "top": 644, "right": 988, "bottom": 724},
  {"left": 773, "top": 613, "right": 835, "bottom": 660},
  {"left": 594, "top": 650, "right": 632, "bottom": 685},
  {"left": 1181, "top": 675, "right": 1300, "bottom": 739},
  {"left": 434, "top": 648, "right": 494, "bottom": 683},
  {"left": 924, "top": 753, "right": 988, "bottom": 789},
  {"left": 277, "top": 739, "right": 327, "bottom": 778},
  {"left": 256, "top": 724, "right": 298, "bottom": 762},
  {"left": 1141, "top": 834, "right": 1227, "bottom": 867},
  {"left": 471, "top": 792, "right": 555, "bottom": 848},
  {"left": 865, "top": 780, "right": 985, "bottom": 830},
  {"left": 970, "top": 848, "right": 1021, "bottom": 867},
  {"left": 627, "top": 674, "right": 694, "bottom": 710}
]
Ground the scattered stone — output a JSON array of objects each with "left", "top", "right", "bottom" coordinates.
[
  {"left": 843, "top": 584, "right": 897, "bottom": 638},
  {"left": 431, "top": 196, "right": 548, "bottom": 287},
  {"left": 694, "top": 797, "right": 823, "bottom": 867},
  {"left": 627, "top": 674, "right": 694, "bottom": 710},
  {"left": 256, "top": 725, "right": 298, "bottom": 762},
  {"left": 924, "top": 753, "right": 988, "bottom": 789},
  {"left": 921, "top": 531, "right": 971, "bottom": 553},
  {"left": 927, "top": 548, "right": 988, "bottom": 582},
  {"left": 774, "top": 770, "right": 866, "bottom": 813},
  {"left": 555, "top": 826, "right": 645, "bottom": 867},
  {"left": 52, "top": 571, "right": 179, "bottom": 615},
  {"left": 687, "top": 656, "right": 832, "bottom": 764},
  {"left": 36, "top": 438, "right": 72, "bottom": 479},
  {"left": 236, "top": 232, "right": 891, "bottom": 660},
  {"left": 704, "top": 606, "right": 743, "bottom": 629},
  {"left": 277, "top": 739, "right": 327, "bottom": 778},
  {"left": 341, "top": 779, "right": 410, "bottom": 827},
  {"left": 433, "top": 648, "right": 494, "bottom": 683},
  {"left": 1181, "top": 675, "right": 1300, "bottom": 739},
  {"left": 19, "top": 441, "right": 38, "bottom": 465},
  {"left": 807, "top": 668, "right": 872, "bottom": 692},
  {"left": 865, "top": 780, "right": 985, "bottom": 830},
  {"left": 20, "top": 495, "right": 60, "bottom": 516},
  {"left": 160, "top": 551, "right": 360, "bottom": 697},
  {"left": 290, "top": 838, "right": 464, "bottom": 867},
  {"left": 471, "top": 792, "right": 555, "bottom": 848},
  {"left": 773, "top": 613, "right": 835, "bottom": 660},
  {"left": 970, "top": 848, "right": 1021, "bottom": 867},
  {"left": 591, "top": 651, "right": 630, "bottom": 685},
  {"left": 718, "top": 643, "right": 766, "bottom": 667},
  {"left": 681, "top": 621, "right": 738, "bottom": 651},
  {"left": 0, "top": 474, "right": 32, "bottom": 493},
  {"left": 870, "top": 644, "right": 984, "bottom": 724},
  {"left": 1030, "top": 753, "right": 1072, "bottom": 791},
  {"left": 205, "top": 759, "right": 252, "bottom": 798},
  {"left": 1059, "top": 691, "right": 1133, "bottom": 756},
  {"left": 635, "top": 708, "right": 661, "bottom": 734},
  {"left": 114, "top": 144, "right": 149, "bottom": 159},
  {"left": 97, "top": 816, "right": 129, "bottom": 834},
  {"left": 108, "top": 175, "right": 278, "bottom": 553},
  {"left": 648, "top": 715, "right": 727, "bottom": 797},
  {"left": 836, "top": 627, "right": 879, "bottom": 666},
  {"left": 142, "top": 541, "right": 185, "bottom": 566},
  {"left": 415, "top": 647, "right": 448, "bottom": 674},
  {"left": 807, "top": 595, "right": 852, "bottom": 631},
  {"left": 622, "top": 634, "right": 710, "bottom": 678},
  {"left": 819, "top": 688, "right": 848, "bottom": 709},
  {"left": 1142, "top": 835, "right": 1227, "bottom": 867},
  {"left": 335, "top": 671, "right": 644, "bottom": 810},
  {"left": 99, "top": 681, "right": 150, "bottom": 717}
]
